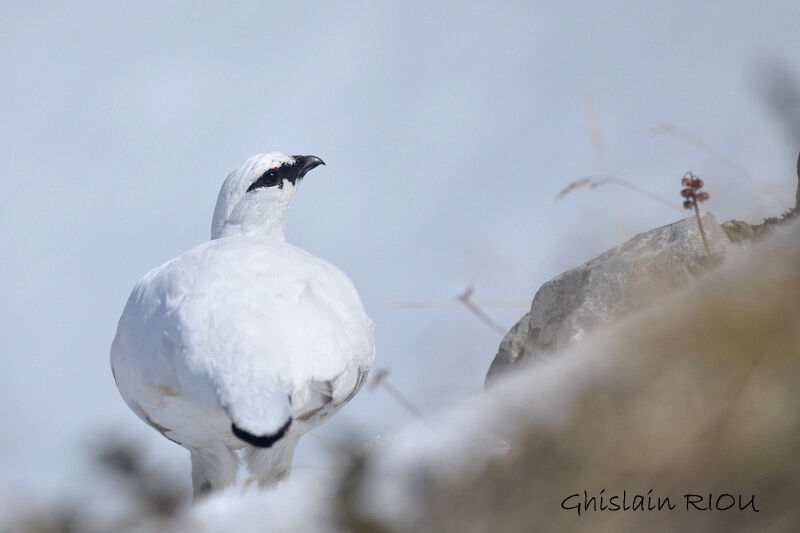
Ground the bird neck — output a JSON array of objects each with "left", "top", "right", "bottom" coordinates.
[
  {"left": 212, "top": 192, "right": 296, "bottom": 241},
  {"left": 214, "top": 218, "right": 286, "bottom": 240}
]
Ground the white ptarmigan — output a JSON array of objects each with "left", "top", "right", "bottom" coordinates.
[{"left": 110, "top": 153, "right": 374, "bottom": 497}]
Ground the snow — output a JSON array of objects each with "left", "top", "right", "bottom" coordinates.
[
  {"left": 191, "top": 469, "right": 336, "bottom": 533},
  {"left": 2, "top": 0, "right": 799, "bottom": 528},
  {"left": 161, "top": 217, "right": 800, "bottom": 532}
]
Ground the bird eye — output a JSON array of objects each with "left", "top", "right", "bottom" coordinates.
[{"left": 247, "top": 168, "right": 282, "bottom": 192}]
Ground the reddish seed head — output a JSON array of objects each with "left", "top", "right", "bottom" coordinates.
[{"left": 680, "top": 171, "right": 708, "bottom": 209}]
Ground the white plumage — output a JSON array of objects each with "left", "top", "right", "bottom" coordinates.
[{"left": 111, "top": 153, "right": 374, "bottom": 497}]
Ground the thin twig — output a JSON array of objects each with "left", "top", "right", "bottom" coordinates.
[
  {"left": 366, "top": 299, "right": 529, "bottom": 310},
  {"left": 308, "top": 431, "right": 343, "bottom": 459},
  {"left": 583, "top": 92, "right": 607, "bottom": 172},
  {"left": 457, "top": 287, "right": 508, "bottom": 335},
  {"left": 557, "top": 175, "right": 685, "bottom": 212},
  {"left": 369, "top": 369, "right": 423, "bottom": 419},
  {"left": 693, "top": 202, "right": 712, "bottom": 258}
]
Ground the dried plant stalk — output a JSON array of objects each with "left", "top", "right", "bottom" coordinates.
[{"left": 681, "top": 172, "right": 712, "bottom": 259}]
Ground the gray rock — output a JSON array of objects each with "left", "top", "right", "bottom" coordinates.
[{"left": 486, "top": 213, "right": 731, "bottom": 383}]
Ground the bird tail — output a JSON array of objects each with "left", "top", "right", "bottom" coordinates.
[{"left": 232, "top": 418, "right": 292, "bottom": 448}]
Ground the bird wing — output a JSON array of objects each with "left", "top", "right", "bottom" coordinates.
[
  {"left": 292, "top": 366, "right": 370, "bottom": 424},
  {"left": 111, "top": 236, "right": 374, "bottom": 440}
]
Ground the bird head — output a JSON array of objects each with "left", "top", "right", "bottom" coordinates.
[{"left": 211, "top": 152, "right": 325, "bottom": 239}]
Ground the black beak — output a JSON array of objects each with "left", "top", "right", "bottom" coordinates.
[{"left": 293, "top": 155, "right": 325, "bottom": 180}]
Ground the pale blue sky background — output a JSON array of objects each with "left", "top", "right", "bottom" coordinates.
[{"left": 1, "top": 1, "right": 798, "bottom": 503}]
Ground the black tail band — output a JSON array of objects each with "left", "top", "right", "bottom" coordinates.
[{"left": 232, "top": 418, "right": 292, "bottom": 448}]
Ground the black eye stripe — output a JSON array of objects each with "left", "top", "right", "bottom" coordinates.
[
  {"left": 247, "top": 163, "right": 300, "bottom": 192},
  {"left": 245, "top": 155, "right": 324, "bottom": 193},
  {"left": 248, "top": 169, "right": 280, "bottom": 191}
]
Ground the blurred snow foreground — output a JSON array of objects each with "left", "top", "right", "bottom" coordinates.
[
  {"left": 198, "top": 213, "right": 800, "bottom": 533},
  {"left": 8, "top": 213, "right": 800, "bottom": 532}
]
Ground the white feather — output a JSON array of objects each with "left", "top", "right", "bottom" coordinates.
[{"left": 110, "top": 152, "right": 374, "bottom": 495}]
